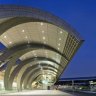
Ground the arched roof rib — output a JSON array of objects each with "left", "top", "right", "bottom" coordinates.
[
  {"left": 17, "top": 67, "right": 57, "bottom": 90},
  {"left": 8, "top": 57, "right": 62, "bottom": 87},
  {"left": 29, "top": 74, "right": 55, "bottom": 89},
  {"left": 19, "top": 56, "right": 62, "bottom": 67},
  {"left": 9, "top": 62, "right": 58, "bottom": 90},
  {"left": 10, "top": 56, "right": 62, "bottom": 76},
  {"left": 0, "top": 42, "right": 68, "bottom": 62},
  {"left": 27, "top": 70, "right": 56, "bottom": 89},
  {"left": 0, "top": 17, "right": 60, "bottom": 36},
  {"left": 9, "top": 57, "right": 62, "bottom": 79},
  {"left": 23, "top": 71, "right": 56, "bottom": 89},
  {"left": 3, "top": 43, "right": 66, "bottom": 90},
  {"left": 0, "top": 5, "right": 83, "bottom": 40},
  {"left": 21, "top": 68, "right": 56, "bottom": 89}
]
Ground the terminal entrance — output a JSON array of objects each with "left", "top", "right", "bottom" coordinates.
[{"left": 0, "top": 5, "right": 83, "bottom": 95}]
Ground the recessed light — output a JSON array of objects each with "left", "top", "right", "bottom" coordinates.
[
  {"left": 4, "top": 36, "right": 7, "bottom": 38},
  {"left": 59, "top": 38, "right": 61, "bottom": 40},
  {"left": 42, "top": 30, "right": 44, "bottom": 33},
  {"left": 41, "top": 22, "right": 43, "bottom": 26},
  {"left": 9, "top": 41, "right": 12, "bottom": 44},
  {"left": 43, "top": 36, "right": 45, "bottom": 40},
  {"left": 22, "top": 30, "right": 25, "bottom": 32},
  {"left": 58, "top": 43, "right": 60, "bottom": 46},
  {"left": 58, "top": 48, "right": 59, "bottom": 50},
  {"left": 60, "top": 31, "right": 63, "bottom": 34},
  {"left": 25, "top": 36, "right": 28, "bottom": 39}
]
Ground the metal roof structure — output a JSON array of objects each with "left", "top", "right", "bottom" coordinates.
[
  {"left": 60, "top": 76, "right": 96, "bottom": 81},
  {"left": 0, "top": 5, "right": 83, "bottom": 90},
  {"left": 55, "top": 77, "right": 96, "bottom": 86}
]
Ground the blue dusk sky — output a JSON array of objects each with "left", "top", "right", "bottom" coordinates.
[{"left": 0, "top": 0, "right": 96, "bottom": 78}]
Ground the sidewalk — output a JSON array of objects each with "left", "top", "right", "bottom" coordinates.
[{"left": 1, "top": 90, "right": 73, "bottom": 96}]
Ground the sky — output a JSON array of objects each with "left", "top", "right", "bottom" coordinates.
[{"left": 0, "top": 0, "right": 96, "bottom": 78}]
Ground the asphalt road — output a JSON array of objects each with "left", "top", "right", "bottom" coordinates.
[
  {"left": 64, "top": 90, "right": 96, "bottom": 96},
  {"left": 1, "top": 90, "right": 96, "bottom": 96}
]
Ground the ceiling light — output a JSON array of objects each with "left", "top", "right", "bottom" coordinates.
[
  {"left": 59, "top": 38, "right": 61, "bottom": 41},
  {"left": 60, "top": 31, "right": 63, "bottom": 34},
  {"left": 42, "top": 30, "right": 44, "bottom": 33},
  {"left": 4, "top": 36, "right": 7, "bottom": 38},
  {"left": 22, "top": 30, "right": 25, "bottom": 32},
  {"left": 58, "top": 48, "right": 59, "bottom": 50},
  {"left": 9, "top": 41, "right": 12, "bottom": 44},
  {"left": 25, "top": 36, "right": 28, "bottom": 39},
  {"left": 58, "top": 43, "right": 60, "bottom": 46},
  {"left": 41, "top": 22, "right": 43, "bottom": 26},
  {"left": 43, "top": 36, "right": 46, "bottom": 40}
]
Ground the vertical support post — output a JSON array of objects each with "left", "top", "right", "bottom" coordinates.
[{"left": 72, "top": 80, "right": 75, "bottom": 94}]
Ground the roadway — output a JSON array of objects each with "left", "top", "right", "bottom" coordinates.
[
  {"left": 1, "top": 89, "right": 96, "bottom": 96},
  {"left": 0, "top": 90, "right": 73, "bottom": 96},
  {"left": 63, "top": 90, "right": 96, "bottom": 96}
]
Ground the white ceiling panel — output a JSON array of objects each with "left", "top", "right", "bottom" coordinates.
[{"left": 0, "top": 22, "right": 68, "bottom": 66}]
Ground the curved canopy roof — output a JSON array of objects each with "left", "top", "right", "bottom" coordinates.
[{"left": 0, "top": 5, "right": 84, "bottom": 90}]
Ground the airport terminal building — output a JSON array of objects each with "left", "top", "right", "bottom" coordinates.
[{"left": 0, "top": 5, "right": 83, "bottom": 91}]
